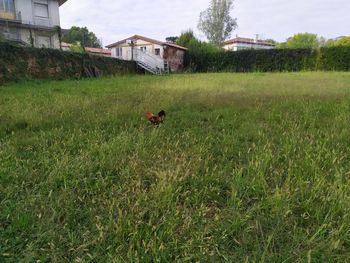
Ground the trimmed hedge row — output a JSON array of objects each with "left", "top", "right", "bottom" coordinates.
[
  {"left": 0, "top": 42, "right": 137, "bottom": 84},
  {"left": 185, "top": 46, "right": 350, "bottom": 72}
]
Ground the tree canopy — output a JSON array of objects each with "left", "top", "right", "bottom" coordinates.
[
  {"left": 198, "top": 0, "right": 237, "bottom": 46},
  {"left": 165, "top": 36, "right": 179, "bottom": 44},
  {"left": 265, "top": 39, "right": 279, "bottom": 46},
  {"left": 62, "top": 26, "right": 101, "bottom": 48},
  {"left": 279, "top": 33, "right": 321, "bottom": 49},
  {"left": 176, "top": 30, "right": 196, "bottom": 48},
  {"left": 176, "top": 30, "right": 221, "bottom": 55},
  {"left": 329, "top": 36, "right": 350, "bottom": 47}
]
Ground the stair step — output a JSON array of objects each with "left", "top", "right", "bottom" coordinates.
[
  {"left": 136, "top": 61, "right": 164, "bottom": 75},
  {"left": 134, "top": 53, "right": 168, "bottom": 75}
]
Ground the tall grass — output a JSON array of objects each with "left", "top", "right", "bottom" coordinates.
[{"left": 1, "top": 72, "right": 350, "bottom": 262}]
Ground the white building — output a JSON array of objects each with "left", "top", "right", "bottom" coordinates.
[
  {"left": 332, "top": 36, "right": 347, "bottom": 41},
  {"left": 106, "top": 35, "right": 187, "bottom": 74},
  {"left": 223, "top": 37, "right": 275, "bottom": 51},
  {"left": 0, "top": 0, "right": 67, "bottom": 48}
]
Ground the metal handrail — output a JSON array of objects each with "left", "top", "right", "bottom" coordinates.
[{"left": 133, "top": 49, "right": 165, "bottom": 72}]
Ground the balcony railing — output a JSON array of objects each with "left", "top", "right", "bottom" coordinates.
[
  {"left": 1, "top": 32, "right": 21, "bottom": 42},
  {"left": 0, "top": 11, "right": 21, "bottom": 22},
  {"left": 0, "top": 11, "right": 58, "bottom": 29}
]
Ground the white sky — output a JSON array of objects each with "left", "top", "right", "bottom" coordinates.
[{"left": 59, "top": 0, "right": 350, "bottom": 47}]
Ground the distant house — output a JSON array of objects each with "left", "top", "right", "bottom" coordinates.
[
  {"left": 0, "top": 0, "right": 67, "bottom": 48},
  {"left": 223, "top": 36, "right": 275, "bottom": 51},
  {"left": 61, "top": 42, "right": 111, "bottom": 57},
  {"left": 332, "top": 36, "right": 347, "bottom": 41},
  {"left": 106, "top": 35, "right": 187, "bottom": 74},
  {"left": 85, "top": 47, "right": 111, "bottom": 57}
]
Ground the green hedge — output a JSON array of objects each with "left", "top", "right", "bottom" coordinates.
[
  {"left": 0, "top": 42, "right": 137, "bottom": 84},
  {"left": 317, "top": 46, "right": 350, "bottom": 71},
  {"left": 185, "top": 46, "right": 350, "bottom": 72}
]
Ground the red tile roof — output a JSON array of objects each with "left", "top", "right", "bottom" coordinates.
[
  {"left": 85, "top": 47, "right": 111, "bottom": 56},
  {"left": 62, "top": 43, "right": 111, "bottom": 56},
  {"left": 106, "top": 35, "right": 187, "bottom": 50},
  {"left": 61, "top": 42, "right": 71, "bottom": 48}
]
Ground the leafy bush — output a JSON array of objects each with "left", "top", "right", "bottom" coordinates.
[
  {"left": 327, "top": 37, "right": 350, "bottom": 47},
  {"left": 176, "top": 30, "right": 196, "bottom": 48},
  {"left": 185, "top": 46, "right": 350, "bottom": 72},
  {"left": 0, "top": 42, "right": 137, "bottom": 84},
  {"left": 318, "top": 46, "right": 350, "bottom": 71}
]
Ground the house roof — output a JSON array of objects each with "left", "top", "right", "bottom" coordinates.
[
  {"left": 223, "top": 37, "right": 275, "bottom": 46},
  {"left": 58, "top": 0, "right": 68, "bottom": 6},
  {"left": 61, "top": 42, "right": 111, "bottom": 55},
  {"left": 61, "top": 42, "right": 71, "bottom": 48},
  {"left": 106, "top": 35, "right": 187, "bottom": 50},
  {"left": 333, "top": 36, "right": 347, "bottom": 41},
  {"left": 85, "top": 47, "right": 112, "bottom": 55}
]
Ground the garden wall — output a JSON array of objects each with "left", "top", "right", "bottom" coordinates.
[
  {"left": 185, "top": 46, "right": 350, "bottom": 72},
  {"left": 0, "top": 42, "right": 137, "bottom": 84}
]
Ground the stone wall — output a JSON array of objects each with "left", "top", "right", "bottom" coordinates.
[
  {"left": 0, "top": 42, "right": 138, "bottom": 84},
  {"left": 163, "top": 46, "right": 185, "bottom": 72}
]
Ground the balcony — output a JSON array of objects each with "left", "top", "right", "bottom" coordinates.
[
  {"left": 1, "top": 30, "right": 21, "bottom": 42},
  {"left": 0, "top": 11, "right": 21, "bottom": 23},
  {"left": 0, "top": 12, "right": 59, "bottom": 32},
  {"left": 0, "top": 23, "right": 21, "bottom": 43}
]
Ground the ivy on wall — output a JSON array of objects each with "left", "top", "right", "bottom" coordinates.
[{"left": 0, "top": 42, "right": 137, "bottom": 84}]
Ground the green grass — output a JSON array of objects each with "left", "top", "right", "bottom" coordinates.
[{"left": 1, "top": 72, "right": 350, "bottom": 262}]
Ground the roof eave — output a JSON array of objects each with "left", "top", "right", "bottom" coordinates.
[
  {"left": 223, "top": 40, "right": 275, "bottom": 47},
  {"left": 106, "top": 35, "right": 187, "bottom": 50},
  {"left": 59, "top": 0, "right": 67, "bottom": 6}
]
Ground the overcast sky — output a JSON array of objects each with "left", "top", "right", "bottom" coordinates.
[{"left": 60, "top": 0, "right": 349, "bottom": 47}]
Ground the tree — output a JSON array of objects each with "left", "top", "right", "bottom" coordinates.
[
  {"left": 62, "top": 26, "right": 101, "bottom": 48},
  {"left": 54, "top": 26, "right": 63, "bottom": 50},
  {"left": 176, "top": 30, "right": 196, "bottom": 48},
  {"left": 277, "top": 42, "right": 287, "bottom": 49},
  {"left": 330, "top": 36, "right": 350, "bottom": 47},
  {"left": 177, "top": 30, "right": 222, "bottom": 54},
  {"left": 283, "top": 33, "right": 321, "bottom": 49},
  {"left": 29, "top": 29, "right": 34, "bottom": 48},
  {"left": 165, "top": 36, "right": 178, "bottom": 44},
  {"left": 69, "top": 42, "right": 85, "bottom": 53},
  {"left": 265, "top": 39, "right": 279, "bottom": 46},
  {"left": 198, "top": 0, "right": 237, "bottom": 46},
  {"left": 318, "top": 36, "right": 327, "bottom": 47}
]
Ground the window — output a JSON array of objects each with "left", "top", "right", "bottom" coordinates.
[
  {"left": 36, "top": 35, "right": 51, "bottom": 48},
  {"left": 0, "top": 0, "right": 15, "bottom": 12},
  {"left": 140, "top": 46, "right": 146, "bottom": 52},
  {"left": 116, "top": 47, "right": 123, "bottom": 57},
  {"left": 155, "top": 48, "right": 160, "bottom": 56},
  {"left": 0, "top": 26, "right": 18, "bottom": 41},
  {"left": 34, "top": 0, "right": 49, "bottom": 18}
]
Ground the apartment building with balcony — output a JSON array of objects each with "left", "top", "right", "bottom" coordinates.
[
  {"left": 223, "top": 36, "right": 275, "bottom": 51},
  {"left": 0, "top": 0, "right": 67, "bottom": 48}
]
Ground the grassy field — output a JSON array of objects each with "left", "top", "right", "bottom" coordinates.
[{"left": 1, "top": 72, "right": 350, "bottom": 262}]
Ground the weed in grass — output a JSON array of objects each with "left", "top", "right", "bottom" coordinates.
[{"left": 1, "top": 72, "right": 350, "bottom": 262}]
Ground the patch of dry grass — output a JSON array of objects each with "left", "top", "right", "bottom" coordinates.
[{"left": 1, "top": 72, "right": 350, "bottom": 262}]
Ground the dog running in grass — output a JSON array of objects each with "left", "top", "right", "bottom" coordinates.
[{"left": 145, "top": 110, "right": 166, "bottom": 125}]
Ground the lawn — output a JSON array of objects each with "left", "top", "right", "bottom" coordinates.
[{"left": 1, "top": 72, "right": 350, "bottom": 262}]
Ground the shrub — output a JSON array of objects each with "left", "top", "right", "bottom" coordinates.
[
  {"left": 0, "top": 42, "right": 137, "bottom": 84},
  {"left": 318, "top": 46, "right": 350, "bottom": 71},
  {"left": 185, "top": 46, "right": 350, "bottom": 72}
]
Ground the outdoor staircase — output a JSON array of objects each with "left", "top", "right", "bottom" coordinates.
[{"left": 133, "top": 49, "right": 169, "bottom": 75}]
